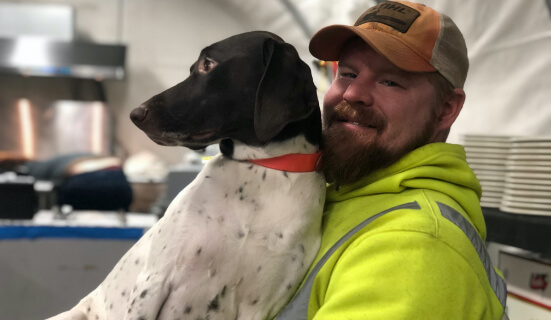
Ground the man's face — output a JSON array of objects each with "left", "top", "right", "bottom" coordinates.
[{"left": 322, "top": 39, "right": 440, "bottom": 185}]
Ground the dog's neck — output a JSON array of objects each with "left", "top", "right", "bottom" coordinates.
[{"left": 220, "top": 135, "right": 319, "bottom": 161}]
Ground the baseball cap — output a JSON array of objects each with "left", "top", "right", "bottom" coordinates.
[{"left": 309, "top": 0, "right": 469, "bottom": 88}]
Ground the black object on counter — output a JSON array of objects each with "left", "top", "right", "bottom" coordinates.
[
  {"left": 0, "top": 174, "right": 37, "bottom": 219},
  {"left": 483, "top": 206, "right": 551, "bottom": 255}
]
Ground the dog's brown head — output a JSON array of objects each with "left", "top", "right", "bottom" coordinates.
[{"left": 130, "top": 31, "right": 320, "bottom": 152}]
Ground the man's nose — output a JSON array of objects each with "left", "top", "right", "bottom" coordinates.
[{"left": 342, "top": 78, "right": 373, "bottom": 106}]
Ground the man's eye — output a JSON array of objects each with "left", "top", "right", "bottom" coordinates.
[
  {"left": 339, "top": 72, "right": 357, "bottom": 79},
  {"left": 380, "top": 80, "right": 399, "bottom": 87}
]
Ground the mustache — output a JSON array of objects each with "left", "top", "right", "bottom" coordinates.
[{"left": 327, "top": 101, "right": 386, "bottom": 132}]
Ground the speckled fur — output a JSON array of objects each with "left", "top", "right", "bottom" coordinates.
[
  {"left": 47, "top": 31, "right": 324, "bottom": 320},
  {"left": 49, "top": 138, "right": 324, "bottom": 320}
]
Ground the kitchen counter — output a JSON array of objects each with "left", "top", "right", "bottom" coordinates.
[
  {"left": 0, "top": 210, "right": 158, "bottom": 320},
  {"left": 0, "top": 210, "right": 157, "bottom": 240}
]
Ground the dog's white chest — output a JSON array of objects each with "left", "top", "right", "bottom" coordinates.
[{"left": 70, "top": 153, "right": 325, "bottom": 320}]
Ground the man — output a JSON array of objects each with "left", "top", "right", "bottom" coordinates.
[{"left": 276, "top": 1, "right": 507, "bottom": 319}]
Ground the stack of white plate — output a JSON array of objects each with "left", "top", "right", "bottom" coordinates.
[
  {"left": 462, "top": 135, "right": 512, "bottom": 208},
  {"left": 501, "top": 137, "right": 551, "bottom": 216}
]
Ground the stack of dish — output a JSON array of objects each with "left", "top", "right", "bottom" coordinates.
[
  {"left": 501, "top": 137, "right": 551, "bottom": 216},
  {"left": 461, "top": 135, "right": 512, "bottom": 208}
]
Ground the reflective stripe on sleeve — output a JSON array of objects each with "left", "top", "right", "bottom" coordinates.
[{"left": 437, "top": 202, "right": 507, "bottom": 309}]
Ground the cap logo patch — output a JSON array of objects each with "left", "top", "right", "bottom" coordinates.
[{"left": 354, "top": 2, "right": 420, "bottom": 33}]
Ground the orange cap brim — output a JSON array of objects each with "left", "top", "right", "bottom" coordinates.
[{"left": 309, "top": 25, "right": 437, "bottom": 73}]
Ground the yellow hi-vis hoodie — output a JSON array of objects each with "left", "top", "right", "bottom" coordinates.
[{"left": 277, "top": 143, "right": 507, "bottom": 320}]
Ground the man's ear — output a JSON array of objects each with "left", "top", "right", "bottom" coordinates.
[{"left": 437, "top": 88, "right": 465, "bottom": 131}]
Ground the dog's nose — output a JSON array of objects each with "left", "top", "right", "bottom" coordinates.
[{"left": 130, "top": 105, "right": 149, "bottom": 124}]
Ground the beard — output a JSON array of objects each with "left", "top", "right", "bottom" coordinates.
[{"left": 322, "top": 101, "right": 438, "bottom": 186}]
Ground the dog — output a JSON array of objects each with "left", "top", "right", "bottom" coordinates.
[{"left": 47, "top": 31, "right": 325, "bottom": 320}]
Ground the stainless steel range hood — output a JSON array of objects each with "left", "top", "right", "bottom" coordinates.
[
  {"left": 0, "top": 3, "right": 126, "bottom": 80},
  {"left": 0, "top": 37, "right": 126, "bottom": 80}
]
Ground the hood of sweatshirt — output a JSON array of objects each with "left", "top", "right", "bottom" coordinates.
[{"left": 326, "top": 143, "right": 485, "bottom": 239}]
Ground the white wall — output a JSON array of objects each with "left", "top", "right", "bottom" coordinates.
[{"left": 413, "top": 0, "right": 551, "bottom": 143}]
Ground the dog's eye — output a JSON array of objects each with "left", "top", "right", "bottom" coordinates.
[{"left": 199, "top": 58, "right": 217, "bottom": 73}]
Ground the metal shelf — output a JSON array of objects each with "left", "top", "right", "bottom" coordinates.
[{"left": 483, "top": 207, "right": 551, "bottom": 255}]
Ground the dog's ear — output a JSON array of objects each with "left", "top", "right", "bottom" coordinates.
[{"left": 254, "top": 38, "right": 318, "bottom": 142}]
